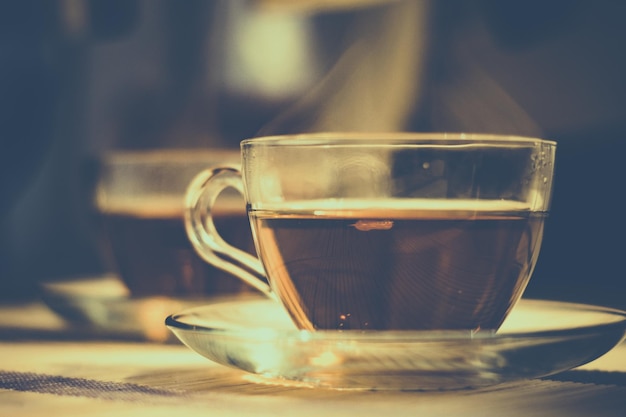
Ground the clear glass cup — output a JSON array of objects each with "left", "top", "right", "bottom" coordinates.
[{"left": 185, "top": 133, "right": 556, "bottom": 331}]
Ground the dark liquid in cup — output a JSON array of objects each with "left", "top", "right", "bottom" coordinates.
[
  {"left": 250, "top": 200, "right": 545, "bottom": 331},
  {"left": 100, "top": 199, "right": 254, "bottom": 297}
]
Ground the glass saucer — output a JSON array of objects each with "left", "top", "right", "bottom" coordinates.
[
  {"left": 40, "top": 274, "right": 247, "bottom": 343},
  {"left": 165, "top": 297, "right": 626, "bottom": 391}
]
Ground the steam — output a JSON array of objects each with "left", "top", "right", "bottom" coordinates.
[
  {"left": 256, "top": 0, "right": 542, "bottom": 139},
  {"left": 258, "top": 0, "right": 430, "bottom": 136}
]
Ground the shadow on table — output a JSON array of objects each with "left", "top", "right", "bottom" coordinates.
[{"left": 544, "top": 370, "right": 626, "bottom": 387}]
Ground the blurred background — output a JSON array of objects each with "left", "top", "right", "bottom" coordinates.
[{"left": 1, "top": 0, "right": 625, "bottom": 308}]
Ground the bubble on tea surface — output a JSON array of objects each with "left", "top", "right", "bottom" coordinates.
[{"left": 352, "top": 220, "right": 394, "bottom": 231}]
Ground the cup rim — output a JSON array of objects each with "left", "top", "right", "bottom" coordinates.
[{"left": 241, "top": 132, "right": 556, "bottom": 147}]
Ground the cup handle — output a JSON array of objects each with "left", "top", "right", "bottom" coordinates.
[{"left": 184, "top": 165, "right": 274, "bottom": 299}]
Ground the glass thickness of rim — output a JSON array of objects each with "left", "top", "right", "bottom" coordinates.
[{"left": 241, "top": 132, "right": 556, "bottom": 147}]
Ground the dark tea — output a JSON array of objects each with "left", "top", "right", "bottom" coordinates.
[
  {"left": 250, "top": 199, "right": 545, "bottom": 331},
  {"left": 100, "top": 196, "right": 254, "bottom": 297}
]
